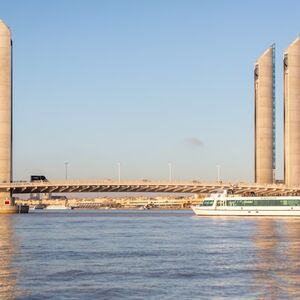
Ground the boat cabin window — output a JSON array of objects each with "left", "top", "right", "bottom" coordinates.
[
  {"left": 226, "top": 199, "right": 300, "bottom": 206},
  {"left": 201, "top": 200, "right": 214, "bottom": 206}
]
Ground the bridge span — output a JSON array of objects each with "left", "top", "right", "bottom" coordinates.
[{"left": 1, "top": 180, "right": 300, "bottom": 196}]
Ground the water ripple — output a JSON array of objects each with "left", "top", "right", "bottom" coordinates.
[{"left": 2, "top": 211, "right": 300, "bottom": 299}]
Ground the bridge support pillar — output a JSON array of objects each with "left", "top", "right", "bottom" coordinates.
[
  {"left": 0, "top": 191, "right": 18, "bottom": 214},
  {"left": 0, "top": 21, "right": 16, "bottom": 214}
]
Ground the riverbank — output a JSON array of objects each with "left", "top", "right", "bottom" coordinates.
[{"left": 16, "top": 194, "right": 204, "bottom": 210}]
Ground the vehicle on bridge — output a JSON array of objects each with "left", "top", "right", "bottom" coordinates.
[
  {"left": 30, "top": 175, "right": 48, "bottom": 182},
  {"left": 192, "top": 190, "right": 300, "bottom": 217}
]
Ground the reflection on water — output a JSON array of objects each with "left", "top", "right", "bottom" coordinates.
[
  {"left": 0, "top": 215, "right": 18, "bottom": 299},
  {"left": 254, "top": 218, "right": 300, "bottom": 299},
  {"left": 282, "top": 220, "right": 300, "bottom": 298},
  {"left": 3, "top": 211, "right": 300, "bottom": 299}
]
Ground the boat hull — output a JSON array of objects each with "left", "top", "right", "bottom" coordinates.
[
  {"left": 191, "top": 206, "right": 300, "bottom": 217},
  {"left": 18, "top": 205, "right": 29, "bottom": 213}
]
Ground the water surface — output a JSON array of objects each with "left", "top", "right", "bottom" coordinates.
[{"left": 1, "top": 210, "right": 300, "bottom": 299}]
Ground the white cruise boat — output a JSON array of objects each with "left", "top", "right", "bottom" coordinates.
[{"left": 192, "top": 190, "right": 300, "bottom": 217}]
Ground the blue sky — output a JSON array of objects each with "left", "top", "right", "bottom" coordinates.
[{"left": 1, "top": 0, "right": 300, "bottom": 182}]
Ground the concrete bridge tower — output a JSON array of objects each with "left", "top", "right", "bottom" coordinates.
[
  {"left": 284, "top": 37, "right": 300, "bottom": 187},
  {"left": 254, "top": 45, "right": 275, "bottom": 184},
  {"left": 0, "top": 20, "right": 17, "bottom": 213}
]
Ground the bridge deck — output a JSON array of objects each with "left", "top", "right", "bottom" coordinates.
[{"left": 0, "top": 180, "right": 298, "bottom": 196}]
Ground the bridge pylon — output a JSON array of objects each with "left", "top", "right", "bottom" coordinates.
[{"left": 0, "top": 20, "right": 18, "bottom": 213}]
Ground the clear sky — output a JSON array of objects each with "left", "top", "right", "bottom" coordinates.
[{"left": 1, "top": 0, "right": 300, "bottom": 182}]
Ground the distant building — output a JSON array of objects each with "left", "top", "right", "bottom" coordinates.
[
  {"left": 30, "top": 193, "right": 40, "bottom": 200},
  {"left": 254, "top": 45, "right": 275, "bottom": 184}
]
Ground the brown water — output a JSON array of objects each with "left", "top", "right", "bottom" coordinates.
[{"left": 1, "top": 210, "right": 300, "bottom": 299}]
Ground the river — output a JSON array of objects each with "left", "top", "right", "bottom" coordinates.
[{"left": 1, "top": 210, "right": 300, "bottom": 299}]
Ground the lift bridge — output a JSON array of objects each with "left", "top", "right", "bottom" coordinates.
[{"left": 2, "top": 180, "right": 300, "bottom": 196}]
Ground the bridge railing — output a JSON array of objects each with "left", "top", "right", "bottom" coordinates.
[{"left": 6, "top": 179, "right": 233, "bottom": 186}]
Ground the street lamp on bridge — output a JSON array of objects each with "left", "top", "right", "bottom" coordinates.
[
  {"left": 65, "top": 162, "right": 69, "bottom": 180},
  {"left": 117, "top": 162, "right": 121, "bottom": 184},
  {"left": 216, "top": 165, "right": 221, "bottom": 183},
  {"left": 168, "top": 163, "right": 172, "bottom": 182}
]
